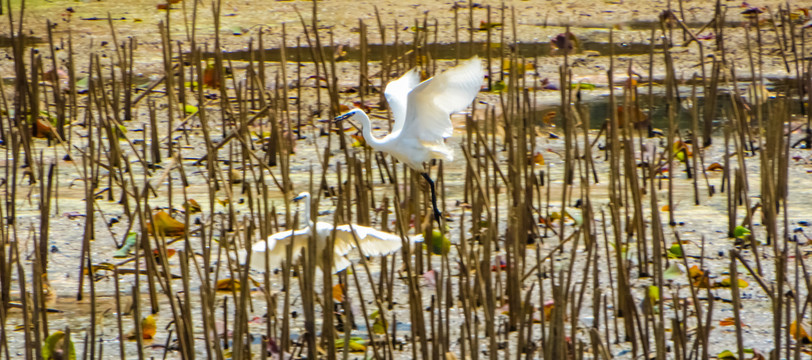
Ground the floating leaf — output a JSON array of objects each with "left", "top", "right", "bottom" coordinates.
[
  {"left": 672, "top": 140, "right": 693, "bottom": 159},
  {"left": 114, "top": 232, "right": 138, "bottom": 258},
  {"left": 203, "top": 62, "right": 221, "bottom": 88},
  {"left": 34, "top": 117, "right": 54, "bottom": 138},
  {"left": 372, "top": 314, "right": 387, "bottom": 335},
  {"left": 719, "top": 277, "right": 749, "bottom": 288},
  {"left": 733, "top": 226, "right": 751, "bottom": 239},
  {"left": 148, "top": 211, "right": 186, "bottom": 237},
  {"left": 689, "top": 265, "right": 710, "bottom": 288},
  {"left": 152, "top": 248, "right": 176, "bottom": 263},
  {"left": 717, "top": 349, "right": 737, "bottom": 360},
  {"left": 790, "top": 320, "right": 812, "bottom": 344},
  {"left": 42, "top": 331, "right": 76, "bottom": 360},
  {"left": 543, "top": 300, "right": 555, "bottom": 319},
  {"left": 663, "top": 262, "right": 684, "bottom": 280},
  {"left": 706, "top": 162, "right": 724, "bottom": 171},
  {"left": 533, "top": 152, "right": 545, "bottom": 166},
  {"left": 335, "top": 337, "right": 366, "bottom": 352},
  {"left": 128, "top": 315, "right": 157, "bottom": 340},
  {"left": 350, "top": 133, "right": 366, "bottom": 147},
  {"left": 215, "top": 278, "right": 240, "bottom": 291},
  {"left": 541, "top": 110, "right": 557, "bottom": 126},
  {"left": 490, "top": 80, "right": 506, "bottom": 93},
  {"left": 184, "top": 104, "right": 198, "bottom": 114},
  {"left": 478, "top": 20, "right": 502, "bottom": 31},
  {"left": 427, "top": 229, "right": 450, "bottom": 255},
  {"left": 572, "top": 82, "right": 596, "bottom": 90},
  {"left": 719, "top": 317, "right": 738, "bottom": 326},
  {"left": 648, "top": 285, "right": 660, "bottom": 305},
  {"left": 75, "top": 77, "right": 89, "bottom": 92},
  {"left": 83, "top": 262, "right": 116, "bottom": 276},
  {"left": 501, "top": 58, "right": 533, "bottom": 76},
  {"left": 661, "top": 205, "right": 670, "bottom": 211},
  {"left": 332, "top": 283, "right": 345, "bottom": 302},
  {"left": 667, "top": 243, "right": 683, "bottom": 258},
  {"left": 117, "top": 124, "right": 128, "bottom": 138},
  {"left": 183, "top": 199, "right": 202, "bottom": 214},
  {"left": 142, "top": 315, "right": 157, "bottom": 339}
]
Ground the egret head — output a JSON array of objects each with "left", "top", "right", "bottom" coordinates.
[{"left": 333, "top": 108, "right": 364, "bottom": 123}]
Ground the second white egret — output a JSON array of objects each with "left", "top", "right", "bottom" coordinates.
[
  {"left": 335, "top": 56, "right": 484, "bottom": 225},
  {"left": 241, "top": 192, "right": 423, "bottom": 274}
]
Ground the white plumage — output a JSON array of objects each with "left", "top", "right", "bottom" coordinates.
[
  {"left": 241, "top": 192, "right": 423, "bottom": 274},
  {"left": 335, "top": 56, "right": 484, "bottom": 222}
]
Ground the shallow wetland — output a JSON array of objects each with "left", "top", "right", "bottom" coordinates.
[{"left": 1, "top": 0, "right": 812, "bottom": 359}]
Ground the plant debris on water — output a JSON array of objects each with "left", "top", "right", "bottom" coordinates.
[{"left": 1, "top": 0, "right": 812, "bottom": 359}]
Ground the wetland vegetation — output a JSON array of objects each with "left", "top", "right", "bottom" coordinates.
[{"left": 1, "top": 0, "right": 812, "bottom": 359}]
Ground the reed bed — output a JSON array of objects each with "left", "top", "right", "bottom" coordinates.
[{"left": 0, "top": 0, "right": 811, "bottom": 359}]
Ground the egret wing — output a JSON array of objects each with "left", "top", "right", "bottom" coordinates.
[
  {"left": 334, "top": 224, "right": 409, "bottom": 257},
  {"left": 247, "top": 228, "right": 311, "bottom": 271},
  {"left": 401, "top": 57, "right": 483, "bottom": 142},
  {"left": 385, "top": 68, "right": 422, "bottom": 134}
]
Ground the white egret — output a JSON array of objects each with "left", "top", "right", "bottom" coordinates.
[
  {"left": 335, "top": 56, "right": 484, "bottom": 225},
  {"left": 241, "top": 192, "right": 423, "bottom": 274}
]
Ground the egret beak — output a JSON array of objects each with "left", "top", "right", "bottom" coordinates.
[
  {"left": 333, "top": 111, "right": 355, "bottom": 123},
  {"left": 292, "top": 194, "right": 307, "bottom": 202},
  {"left": 333, "top": 111, "right": 361, "bottom": 131}
]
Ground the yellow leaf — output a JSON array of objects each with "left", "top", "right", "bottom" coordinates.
[
  {"left": 717, "top": 349, "right": 737, "bottom": 360},
  {"left": 426, "top": 230, "right": 450, "bottom": 255},
  {"left": 543, "top": 300, "right": 554, "bottom": 319},
  {"left": 142, "top": 315, "right": 157, "bottom": 339},
  {"left": 332, "top": 283, "right": 345, "bottom": 302},
  {"left": 183, "top": 199, "right": 202, "bottom": 213},
  {"left": 147, "top": 211, "right": 186, "bottom": 237},
  {"left": 790, "top": 320, "right": 812, "bottom": 344},
  {"left": 648, "top": 285, "right": 660, "bottom": 305},
  {"left": 372, "top": 315, "right": 387, "bottom": 335},
  {"left": 335, "top": 337, "right": 366, "bottom": 352},
  {"left": 215, "top": 278, "right": 240, "bottom": 291},
  {"left": 533, "top": 152, "right": 545, "bottom": 166},
  {"left": 718, "top": 277, "right": 748, "bottom": 288},
  {"left": 689, "top": 265, "right": 710, "bottom": 288}
]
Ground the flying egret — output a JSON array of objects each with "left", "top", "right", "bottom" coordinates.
[
  {"left": 241, "top": 192, "right": 423, "bottom": 274},
  {"left": 335, "top": 56, "right": 484, "bottom": 226}
]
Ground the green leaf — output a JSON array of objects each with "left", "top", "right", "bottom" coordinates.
[
  {"left": 717, "top": 349, "right": 737, "bottom": 360},
  {"left": 42, "top": 331, "right": 76, "bottom": 360},
  {"left": 114, "top": 232, "right": 138, "bottom": 258},
  {"left": 662, "top": 263, "right": 684, "bottom": 280},
  {"left": 667, "top": 243, "right": 683, "bottom": 258},
  {"left": 733, "top": 226, "right": 751, "bottom": 238},
  {"left": 491, "top": 80, "right": 506, "bottom": 93},
  {"left": 184, "top": 104, "right": 199, "bottom": 114},
  {"left": 335, "top": 337, "right": 366, "bottom": 352},
  {"left": 648, "top": 285, "right": 660, "bottom": 304},
  {"left": 75, "top": 77, "right": 89, "bottom": 92},
  {"left": 427, "top": 230, "right": 450, "bottom": 255},
  {"left": 571, "top": 82, "right": 596, "bottom": 90}
]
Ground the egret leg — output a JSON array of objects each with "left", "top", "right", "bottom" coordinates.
[{"left": 421, "top": 172, "right": 442, "bottom": 228}]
